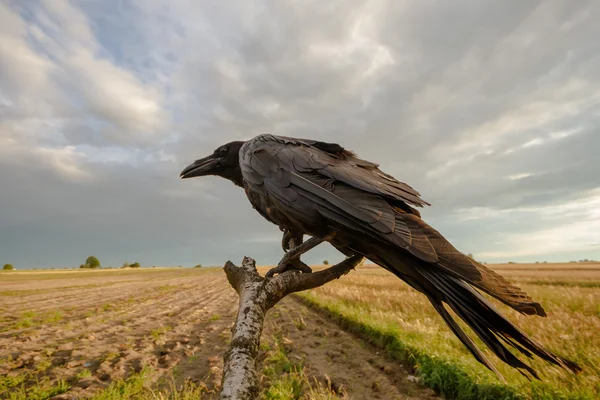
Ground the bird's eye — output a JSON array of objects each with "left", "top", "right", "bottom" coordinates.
[{"left": 218, "top": 147, "right": 228, "bottom": 156}]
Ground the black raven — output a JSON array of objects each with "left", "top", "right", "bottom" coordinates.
[{"left": 181, "top": 134, "right": 582, "bottom": 380}]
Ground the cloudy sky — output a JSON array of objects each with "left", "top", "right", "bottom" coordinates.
[{"left": 1, "top": 0, "right": 599, "bottom": 269}]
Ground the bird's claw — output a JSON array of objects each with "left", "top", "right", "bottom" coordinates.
[{"left": 266, "top": 258, "right": 312, "bottom": 278}]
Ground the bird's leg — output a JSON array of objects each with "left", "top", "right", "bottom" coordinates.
[
  {"left": 281, "top": 229, "right": 303, "bottom": 253},
  {"left": 268, "top": 229, "right": 310, "bottom": 277},
  {"left": 266, "top": 232, "right": 335, "bottom": 277},
  {"left": 281, "top": 230, "right": 312, "bottom": 274}
]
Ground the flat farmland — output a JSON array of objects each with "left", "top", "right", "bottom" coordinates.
[
  {"left": 2, "top": 263, "right": 598, "bottom": 399},
  {"left": 0, "top": 268, "right": 438, "bottom": 400},
  {"left": 300, "top": 262, "right": 600, "bottom": 400}
]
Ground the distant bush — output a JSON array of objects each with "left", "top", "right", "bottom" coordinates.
[
  {"left": 85, "top": 256, "right": 100, "bottom": 268},
  {"left": 152, "top": 265, "right": 156, "bottom": 268},
  {"left": 194, "top": 264, "right": 202, "bottom": 268},
  {"left": 323, "top": 260, "right": 329, "bottom": 265},
  {"left": 121, "top": 262, "right": 143, "bottom": 269},
  {"left": 80, "top": 256, "right": 100, "bottom": 269},
  {"left": 2, "top": 264, "right": 14, "bottom": 271},
  {"left": 508, "top": 261, "right": 517, "bottom": 264}
]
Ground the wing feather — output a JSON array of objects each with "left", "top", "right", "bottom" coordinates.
[
  {"left": 252, "top": 134, "right": 429, "bottom": 208},
  {"left": 240, "top": 135, "right": 545, "bottom": 315}
]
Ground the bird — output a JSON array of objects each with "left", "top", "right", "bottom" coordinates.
[{"left": 180, "top": 133, "right": 582, "bottom": 380}]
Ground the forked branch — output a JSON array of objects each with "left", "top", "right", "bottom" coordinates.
[{"left": 220, "top": 254, "right": 363, "bottom": 399}]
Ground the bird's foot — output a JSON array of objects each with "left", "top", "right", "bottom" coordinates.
[
  {"left": 268, "top": 233, "right": 335, "bottom": 277},
  {"left": 266, "top": 258, "right": 312, "bottom": 278},
  {"left": 281, "top": 229, "right": 303, "bottom": 252}
]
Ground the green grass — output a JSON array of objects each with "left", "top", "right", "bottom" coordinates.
[
  {"left": 295, "top": 268, "right": 600, "bottom": 400},
  {"left": 89, "top": 367, "right": 152, "bottom": 400},
  {"left": 88, "top": 367, "right": 209, "bottom": 400},
  {"left": 157, "top": 284, "right": 178, "bottom": 293},
  {"left": 84, "top": 348, "right": 337, "bottom": 400},
  {"left": 0, "top": 373, "right": 29, "bottom": 394},
  {"left": 0, "top": 373, "right": 70, "bottom": 400},
  {"left": 209, "top": 313, "right": 222, "bottom": 321},
  {"left": 0, "top": 309, "right": 64, "bottom": 332},
  {"left": 43, "top": 310, "right": 63, "bottom": 324},
  {"left": 150, "top": 325, "right": 172, "bottom": 341},
  {"left": 76, "top": 369, "right": 92, "bottom": 379},
  {"left": 260, "top": 334, "right": 340, "bottom": 399},
  {"left": 263, "top": 374, "right": 305, "bottom": 400}
]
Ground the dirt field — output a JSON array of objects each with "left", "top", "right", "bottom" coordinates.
[{"left": 0, "top": 268, "right": 438, "bottom": 399}]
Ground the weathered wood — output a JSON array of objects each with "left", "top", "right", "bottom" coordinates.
[
  {"left": 221, "top": 257, "right": 265, "bottom": 400},
  {"left": 220, "top": 254, "right": 363, "bottom": 399}
]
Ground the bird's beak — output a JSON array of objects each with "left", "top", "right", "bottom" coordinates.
[{"left": 180, "top": 155, "right": 219, "bottom": 179}]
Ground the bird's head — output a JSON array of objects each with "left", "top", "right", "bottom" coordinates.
[{"left": 180, "top": 141, "right": 246, "bottom": 186}]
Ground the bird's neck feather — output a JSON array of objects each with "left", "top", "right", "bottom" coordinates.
[{"left": 218, "top": 165, "right": 244, "bottom": 187}]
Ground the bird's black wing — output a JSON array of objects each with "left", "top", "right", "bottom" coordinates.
[
  {"left": 251, "top": 135, "right": 429, "bottom": 209},
  {"left": 240, "top": 135, "right": 544, "bottom": 314},
  {"left": 240, "top": 134, "right": 437, "bottom": 262}
]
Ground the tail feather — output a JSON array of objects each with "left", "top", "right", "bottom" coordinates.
[
  {"left": 427, "top": 274, "right": 539, "bottom": 379},
  {"left": 399, "top": 213, "right": 547, "bottom": 316},
  {"left": 416, "top": 267, "right": 582, "bottom": 379},
  {"left": 427, "top": 298, "right": 506, "bottom": 381}
]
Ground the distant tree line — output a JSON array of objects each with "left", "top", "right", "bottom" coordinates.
[
  {"left": 4, "top": 259, "right": 211, "bottom": 271},
  {"left": 79, "top": 256, "right": 146, "bottom": 269}
]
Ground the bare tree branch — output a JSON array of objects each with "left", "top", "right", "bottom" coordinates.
[
  {"left": 224, "top": 257, "right": 261, "bottom": 294},
  {"left": 265, "top": 254, "right": 364, "bottom": 303},
  {"left": 219, "top": 254, "right": 364, "bottom": 399}
]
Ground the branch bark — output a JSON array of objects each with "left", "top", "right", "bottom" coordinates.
[{"left": 219, "top": 254, "right": 363, "bottom": 399}]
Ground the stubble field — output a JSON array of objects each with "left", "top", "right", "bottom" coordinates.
[
  {"left": 1, "top": 262, "right": 598, "bottom": 399},
  {"left": 0, "top": 267, "right": 437, "bottom": 400}
]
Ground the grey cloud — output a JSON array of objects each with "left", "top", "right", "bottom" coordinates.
[{"left": 1, "top": 0, "right": 599, "bottom": 268}]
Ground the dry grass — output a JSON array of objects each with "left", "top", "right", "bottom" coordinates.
[{"left": 298, "top": 263, "right": 600, "bottom": 400}]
